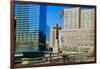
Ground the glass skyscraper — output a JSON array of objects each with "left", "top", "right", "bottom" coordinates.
[{"left": 14, "top": 4, "right": 47, "bottom": 52}]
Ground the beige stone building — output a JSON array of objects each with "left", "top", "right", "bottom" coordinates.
[
  {"left": 81, "top": 9, "right": 95, "bottom": 30},
  {"left": 59, "top": 8, "right": 95, "bottom": 53},
  {"left": 59, "top": 29, "right": 94, "bottom": 52},
  {"left": 63, "top": 7, "right": 80, "bottom": 29}
]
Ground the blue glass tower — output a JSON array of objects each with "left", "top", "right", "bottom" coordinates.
[
  {"left": 14, "top": 4, "right": 47, "bottom": 52},
  {"left": 46, "top": 25, "right": 50, "bottom": 42}
]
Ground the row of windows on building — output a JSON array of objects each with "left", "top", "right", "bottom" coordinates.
[
  {"left": 16, "top": 33, "right": 39, "bottom": 41},
  {"left": 60, "top": 34, "right": 94, "bottom": 38},
  {"left": 61, "top": 46, "right": 93, "bottom": 52},
  {"left": 16, "top": 33, "right": 38, "bottom": 37},
  {"left": 60, "top": 38, "right": 94, "bottom": 42},
  {"left": 60, "top": 41, "right": 94, "bottom": 47},
  {"left": 60, "top": 33, "right": 94, "bottom": 37},
  {"left": 60, "top": 30, "right": 94, "bottom": 33},
  {"left": 16, "top": 38, "right": 38, "bottom": 42}
]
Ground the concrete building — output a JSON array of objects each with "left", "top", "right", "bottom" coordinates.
[
  {"left": 59, "top": 29, "right": 94, "bottom": 52},
  {"left": 63, "top": 7, "right": 80, "bottom": 29},
  {"left": 81, "top": 9, "right": 95, "bottom": 30},
  {"left": 59, "top": 7, "right": 95, "bottom": 54},
  {"left": 63, "top": 7, "right": 95, "bottom": 30}
]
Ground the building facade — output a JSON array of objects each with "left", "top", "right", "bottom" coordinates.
[
  {"left": 59, "top": 7, "right": 95, "bottom": 53},
  {"left": 81, "top": 9, "right": 95, "bottom": 30},
  {"left": 59, "top": 29, "right": 94, "bottom": 52},
  {"left": 14, "top": 4, "right": 47, "bottom": 52},
  {"left": 63, "top": 7, "right": 80, "bottom": 29}
]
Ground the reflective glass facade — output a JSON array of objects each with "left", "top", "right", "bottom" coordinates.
[{"left": 14, "top": 4, "right": 47, "bottom": 52}]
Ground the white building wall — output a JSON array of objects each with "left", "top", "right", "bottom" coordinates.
[
  {"left": 61, "top": 8, "right": 95, "bottom": 53},
  {"left": 81, "top": 9, "right": 95, "bottom": 30},
  {"left": 59, "top": 29, "right": 94, "bottom": 52},
  {"left": 64, "top": 7, "right": 80, "bottom": 29}
]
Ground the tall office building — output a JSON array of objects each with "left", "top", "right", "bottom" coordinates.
[
  {"left": 59, "top": 7, "right": 95, "bottom": 54},
  {"left": 14, "top": 4, "right": 47, "bottom": 52},
  {"left": 63, "top": 7, "right": 95, "bottom": 29},
  {"left": 63, "top": 7, "right": 80, "bottom": 29},
  {"left": 81, "top": 9, "right": 95, "bottom": 30}
]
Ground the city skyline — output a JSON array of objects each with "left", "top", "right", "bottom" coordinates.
[
  {"left": 14, "top": 4, "right": 95, "bottom": 53},
  {"left": 13, "top": 3, "right": 96, "bottom": 66},
  {"left": 15, "top": 4, "right": 95, "bottom": 31}
]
